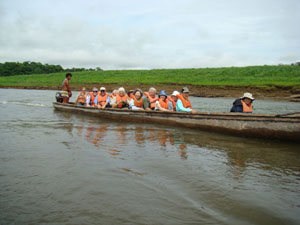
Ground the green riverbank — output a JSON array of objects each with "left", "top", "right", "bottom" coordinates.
[{"left": 1, "top": 65, "right": 300, "bottom": 98}]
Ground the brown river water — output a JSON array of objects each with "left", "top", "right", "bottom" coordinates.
[{"left": 0, "top": 89, "right": 300, "bottom": 225}]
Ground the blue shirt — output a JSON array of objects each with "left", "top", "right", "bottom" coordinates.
[
  {"left": 176, "top": 99, "right": 192, "bottom": 112},
  {"left": 94, "top": 96, "right": 98, "bottom": 105}
]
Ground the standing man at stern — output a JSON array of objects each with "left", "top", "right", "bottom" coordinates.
[{"left": 61, "top": 73, "right": 72, "bottom": 103}]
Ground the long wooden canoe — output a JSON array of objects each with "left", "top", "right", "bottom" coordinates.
[{"left": 53, "top": 102, "right": 300, "bottom": 142}]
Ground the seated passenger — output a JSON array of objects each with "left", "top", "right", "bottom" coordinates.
[
  {"left": 111, "top": 87, "right": 129, "bottom": 109},
  {"left": 110, "top": 89, "right": 118, "bottom": 101},
  {"left": 176, "top": 87, "right": 196, "bottom": 114},
  {"left": 127, "top": 90, "right": 134, "bottom": 101},
  {"left": 167, "top": 91, "right": 179, "bottom": 111},
  {"left": 97, "top": 87, "right": 111, "bottom": 109},
  {"left": 75, "top": 87, "right": 87, "bottom": 106},
  {"left": 143, "top": 87, "right": 158, "bottom": 110},
  {"left": 129, "top": 89, "right": 144, "bottom": 110},
  {"left": 230, "top": 93, "right": 255, "bottom": 113},
  {"left": 155, "top": 90, "right": 171, "bottom": 111},
  {"left": 86, "top": 87, "right": 99, "bottom": 107}
]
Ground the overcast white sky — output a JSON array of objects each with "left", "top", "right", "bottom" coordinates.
[{"left": 0, "top": 0, "right": 299, "bottom": 69}]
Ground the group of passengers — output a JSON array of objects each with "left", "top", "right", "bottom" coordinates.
[
  {"left": 74, "top": 86, "right": 197, "bottom": 114},
  {"left": 62, "top": 73, "right": 254, "bottom": 113}
]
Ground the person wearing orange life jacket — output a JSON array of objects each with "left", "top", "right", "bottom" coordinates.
[
  {"left": 167, "top": 91, "right": 179, "bottom": 111},
  {"left": 230, "top": 92, "right": 254, "bottom": 113},
  {"left": 129, "top": 89, "right": 144, "bottom": 110},
  {"left": 155, "top": 90, "right": 171, "bottom": 111},
  {"left": 144, "top": 87, "right": 158, "bottom": 110},
  {"left": 176, "top": 87, "right": 196, "bottom": 114},
  {"left": 97, "top": 87, "right": 111, "bottom": 109},
  {"left": 75, "top": 87, "right": 87, "bottom": 106},
  {"left": 111, "top": 87, "right": 129, "bottom": 109},
  {"left": 86, "top": 87, "right": 99, "bottom": 107},
  {"left": 127, "top": 90, "right": 135, "bottom": 101},
  {"left": 109, "top": 89, "right": 118, "bottom": 101}
]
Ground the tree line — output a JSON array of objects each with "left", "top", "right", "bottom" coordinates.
[
  {"left": 0, "top": 61, "right": 102, "bottom": 76},
  {"left": 1, "top": 61, "right": 299, "bottom": 77}
]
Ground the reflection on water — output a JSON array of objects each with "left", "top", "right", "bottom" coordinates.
[
  {"left": 58, "top": 111, "right": 300, "bottom": 179},
  {"left": 71, "top": 117, "right": 189, "bottom": 160},
  {"left": 1, "top": 89, "right": 300, "bottom": 225}
]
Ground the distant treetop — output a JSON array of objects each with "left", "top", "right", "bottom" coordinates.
[{"left": 0, "top": 61, "right": 102, "bottom": 76}]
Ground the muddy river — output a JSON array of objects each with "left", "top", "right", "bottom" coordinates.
[{"left": 0, "top": 89, "right": 299, "bottom": 225}]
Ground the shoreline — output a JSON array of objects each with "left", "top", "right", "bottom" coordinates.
[{"left": 1, "top": 84, "right": 299, "bottom": 101}]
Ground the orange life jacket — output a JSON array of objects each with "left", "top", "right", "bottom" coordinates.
[
  {"left": 129, "top": 93, "right": 143, "bottom": 108},
  {"left": 77, "top": 91, "right": 86, "bottom": 104},
  {"left": 167, "top": 96, "right": 176, "bottom": 110},
  {"left": 134, "top": 97, "right": 144, "bottom": 108},
  {"left": 116, "top": 94, "right": 128, "bottom": 108},
  {"left": 144, "top": 92, "right": 158, "bottom": 109},
  {"left": 176, "top": 94, "right": 192, "bottom": 109},
  {"left": 88, "top": 92, "right": 97, "bottom": 106},
  {"left": 158, "top": 98, "right": 168, "bottom": 109},
  {"left": 97, "top": 93, "right": 109, "bottom": 106},
  {"left": 241, "top": 100, "right": 253, "bottom": 113}
]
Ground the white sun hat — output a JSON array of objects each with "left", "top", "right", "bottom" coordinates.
[
  {"left": 118, "top": 87, "right": 125, "bottom": 92},
  {"left": 241, "top": 92, "right": 255, "bottom": 100},
  {"left": 171, "top": 91, "right": 180, "bottom": 96}
]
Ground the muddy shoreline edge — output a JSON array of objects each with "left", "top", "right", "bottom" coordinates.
[{"left": 1, "top": 84, "right": 300, "bottom": 101}]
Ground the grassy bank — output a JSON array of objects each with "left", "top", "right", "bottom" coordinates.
[{"left": 0, "top": 65, "right": 299, "bottom": 89}]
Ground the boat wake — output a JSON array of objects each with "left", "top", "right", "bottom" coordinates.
[{"left": 0, "top": 101, "right": 47, "bottom": 107}]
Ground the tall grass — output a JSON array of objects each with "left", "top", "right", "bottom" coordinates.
[{"left": 0, "top": 65, "right": 299, "bottom": 88}]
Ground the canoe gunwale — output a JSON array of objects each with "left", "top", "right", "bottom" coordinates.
[
  {"left": 53, "top": 102, "right": 300, "bottom": 142},
  {"left": 52, "top": 102, "right": 300, "bottom": 123}
]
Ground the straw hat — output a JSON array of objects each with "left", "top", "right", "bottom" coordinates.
[{"left": 241, "top": 92, "right": 255, "bottom": 100}]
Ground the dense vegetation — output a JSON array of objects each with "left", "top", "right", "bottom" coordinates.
[
  {"left": 0, "top": 65, "right": 299, "bottom": 89},
  {"left": 0, "top": 61, "right": 102, "bottom": 76}
]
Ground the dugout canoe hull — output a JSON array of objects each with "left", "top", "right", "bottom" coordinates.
[{"left": 53, "top": 102, "right": 300, "bottom": 142}]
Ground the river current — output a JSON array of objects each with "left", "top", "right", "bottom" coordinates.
[{"left": 0, "top": 89, "right": 300, "bottom": 225}]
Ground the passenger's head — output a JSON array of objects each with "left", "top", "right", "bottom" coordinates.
[
  {"left": 81, "top": 87, "right": 86, "bottom": 92},
  {"left": 244, "top": 98, "right": 252, "bottom": 104},
  {"left": 181, "top": 87, "right": 190, "bottom": 99},
  {"left": 134, "top": 89, "right": 143, "bottom": 100},
  {"left": 241, "top": 93, "right": 255, "bottom": 104},
  {"left": 148, "top": 87, "right": 156, "bottom": 97},
  {"left": 100, "top": 87, "right": 106, "bottom": 95},
  {"left": 66, "top": 73, "right": 72, "bottom": 80},
  {"left": 112, "top": 90, "right": 118, "bottom": 96},
  {"left": 92, "top": 87, "right": 98, "bottom": 96},
  {"left": 118, "top": 87, "right": 125, "bottom": 97},
  {"left": 159, "top": 90, "right": 167, "bottom": 101},
  {"left": 127, "top": 90, "right": 134, "bottom": 97},
  {"left": 171, "top": 91, "right": 179, "bottom": 101}
]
